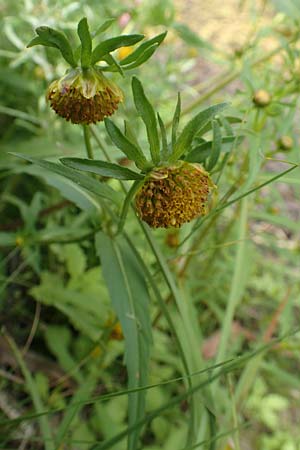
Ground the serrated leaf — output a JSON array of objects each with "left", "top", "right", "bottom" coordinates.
[
  {"left": 95, "top": 231, "right": 152, "bottom": 450},
  {"left": 120, "top": 31, "right": 167, "bottom": 65},
  {"left": 28, "top": 26, "right": 76, "bottom": 67},
  {"left": 170, "top": 102, "right": 228, "bottom": 162},
  {"left": 132, "top": 77, "right": 160, "bottom": 165},
  {"left": 207, "top": 119, "right": 222, "bottom": 170},
  {"left": 171, "top": 93, "right": 181, "bottom": 149},
  {"left": 104, "top": 119, "right": 149, "bottom": 170},
  {"left": 61, "top": 158, "right": 144, "bottom": 180},
  {"left": 11, "top": 153, "right": 120, "bottom": 205},
  {"left": 91, "top": 34, "right": 144, "bottom": 64},
  {"left": 77, "top": 18, "right": 92, "bottom": 69}
]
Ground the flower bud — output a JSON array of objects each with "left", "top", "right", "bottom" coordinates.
[
  {"left": 253, "top": 89, "right": 271, "bottom": 107},
  {"left": 135, "top": 162, "right": 215, "bottom": 228},
  {"left": 47, "top": 67, "right": 123, "bottom": 124},
  {"left": 277, "top": 135, "right": 293, "bottom": 151}
]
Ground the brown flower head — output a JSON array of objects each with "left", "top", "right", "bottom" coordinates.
[
  {"left": 47, "top": 67, "right": 123, "bottom": 124},
  {"left": 135, "top": 162, "right": 215, "bottom": 228}
]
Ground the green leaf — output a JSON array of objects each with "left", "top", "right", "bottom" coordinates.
[
  {"left": 124, "top": 120, "right": 141, "bottom": 148},
  {"left": 77, "top": 18, "right": 92, "bottom": 69},
  {"left": 185, "top": 136, "right": 243, "bottom": 163},
  {"left": 27, "top": 26, "right": 76, "bottom": 67},
  {"left": 170, "top": 102, "right": 228, "bottom": 162},
  {"left": 132, "top": 77, "right": 160, "bottom": 165},
  {"left": 207, "top": 119, "right": 222, "bottom": 171},
  {"left": 173, "top": 22, "right": 213, "bottom": 49},
  {"left": 92, "top": 18, "right": 116, "bottom": 37},
  {"left": 10, "top": 153, "right": 120, "bottom": 205},
  {"left": 60, "top": 158, "right": 144, "bottom": 180},
  {"left": 120, "top": 31, "right": 167, "bottom": 65},
  {"left": 117, "top": 180, "right": 144, "bottom": 234},
  {"left": 157, "top": 113, "right": 168, "bottom": 160},
  {"left": 102, "top": 53, "right": 124, "bottom": 75},
  {"left": 91, "top": 34, "right": 144, "bottom": 64},
  {"left": 105, "top": 119, "right": 149, "bottom": 170},
  {"left": 95, "top": 232, "right": 152, "bottom": 450},
  {"left": 121, "top": 43, "right": 159, "bottom": 70},
  {"left": 171, "top": 93, "right": 181, "bottom": 149}
]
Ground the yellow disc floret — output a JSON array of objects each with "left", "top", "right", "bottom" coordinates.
[
  {"left": 135, "top": 161, "right": 215, "bottom": 228},
  {"left": 47, "top": 67, "right": 123, "bottom": 124}
]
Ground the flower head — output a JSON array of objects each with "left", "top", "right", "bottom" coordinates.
[
  {"left": 47, "top": 67, "right": 123, "bottom": 124},
  {"left": 135, "top": 162, "right": 215, "bottom": 228}
]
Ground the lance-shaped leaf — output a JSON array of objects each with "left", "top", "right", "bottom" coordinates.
[
  {"left": 91, "top": 34, "right": 144, "bottom": 64},
  {"left": 121, "top": 43, "right": 159, "bottom": 70},
  {"left": 132, "top": 77, "right": 160, "bottom": 165},
  {"left": 169, "top": 102, "right": 228, "bottom": 162},
  {"left": 27, "top": 26, "right": 76, "bottom": 68},
  {"left": 77, "top": 18, "right": 92, "bottom": 69},
  {"left": 207, "top": 119, "right": 222, "bottom": 171},
  {"left": 10, "top": 153, "right": 120, "bottom": 205},
  {"left": 105, "top": 119, "right": 149, "bottom": 170},
  {"left": 171, "top": 93, "right": 181, "bottom": 149},
  {"left": 102, "top": 53, "right": 124, "bottom": 75},
  {"left": 185, "top": 136, "right": 243, "bottom": 163},
  {"left": 157, "top": 113, "right": 168, "bottom": 160},
  {"left": 92, "top": 18, "right": 116, "bottom": 38},
  {"left": 95, "top": 232, "right": 152, "bottom": 450},
  {"left": 60, "top": 158, "right": 144, "bottom": 180},
  {"left": 120, "top": 31, "right": 167, "bottom": 65}
]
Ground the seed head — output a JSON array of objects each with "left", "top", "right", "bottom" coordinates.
[
  {"left": 47, "top": 67, "right": 123, "bottom": 124},
  {"left": 135, "top": 162, "right": 215, "bottom": 228}
]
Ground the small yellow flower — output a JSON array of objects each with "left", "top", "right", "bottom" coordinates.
[
  {"left": 253, "top": 89, "right": 271, "bottom": 107},
  {"left": 47, "top": 67, "right": 123, "bottom": 124},
  {"left": 15, "top": 236, "right": 24, "bottom": 247},
  {"left": 135, "top": 161, "right": 215, "bottom": 228},
  {"left": 118, "top": 46, "right": 134, "bottom": 60}
]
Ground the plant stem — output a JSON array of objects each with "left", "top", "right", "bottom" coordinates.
[{"left": 83, "top": 124, "right": 94, "bottom": 159}]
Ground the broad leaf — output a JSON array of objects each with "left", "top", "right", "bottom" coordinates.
[
  {"left": 60, "top": 158, "right": 144, "bottom": 180},
  {"left": 77, "top": 18, "right": 92, "bottom": 69},
  {"left": 105, "top": 119, "right": 149, "bottom": 170},
  {"left": 169, "top": 102, "right": 228, "bottom": 162},
  {"left": 96, "top": 232, "right": 152, "bottom": 450},
  {"left": 27, "top": 26, "right": 76, "bottom": 67},
  {"left": 132, "top": 77, "right": 160, "bottom": 165},
  {"left": 91, "top": 34, "right": 144, "bottom": 64}
]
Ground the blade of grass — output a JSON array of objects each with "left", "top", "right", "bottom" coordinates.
[{"left": 3, "top": 332, "right": 54, "bottom": 450}]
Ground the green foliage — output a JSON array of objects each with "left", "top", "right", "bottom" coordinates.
[{"left": 1, "top": 2, "right": 300, "bottom": 450}]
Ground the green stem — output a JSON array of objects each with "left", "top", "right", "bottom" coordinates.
[{"left": 83, "top": 124, "right": 94, "bottom": 159}]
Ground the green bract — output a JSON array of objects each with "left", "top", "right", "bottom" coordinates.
[{"left": 27, "top": 17, "right": 167, "bottom": 73}]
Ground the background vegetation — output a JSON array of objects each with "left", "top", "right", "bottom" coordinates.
[{"left": 1, "top": 0, "right": 300, "bottom": 449}]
